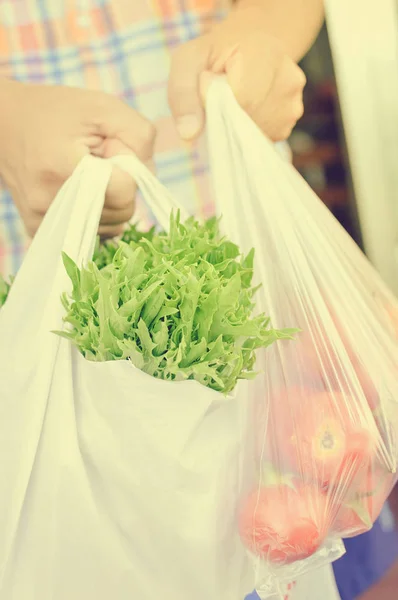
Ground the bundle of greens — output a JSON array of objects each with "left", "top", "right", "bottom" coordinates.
[{"left": 2, "top": 213, "right": 295, "bottom": 393}]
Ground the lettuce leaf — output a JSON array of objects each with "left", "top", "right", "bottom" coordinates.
[
  {"left": 0, "top": 274, "right": 10, "bottom": 308},
  {"left": 56, "top": 212, "right": 296, "bottom": 394}
]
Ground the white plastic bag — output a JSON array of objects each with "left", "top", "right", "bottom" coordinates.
[
  {"left": 2, "top": 77, "right": 397, "bottom": 600},
  {"left": 0, "top": 155, "right": 258, "bottom": 600},
  {"left": 291, "top": 564, "right": 341, "bottom": 600},
  {"left": 206, "top": 79, "right": 398, "bottom": 597}
]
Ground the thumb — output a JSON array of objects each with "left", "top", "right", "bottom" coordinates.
[{"left": 168, "top": 37, "right": 209, "bottom": 141}]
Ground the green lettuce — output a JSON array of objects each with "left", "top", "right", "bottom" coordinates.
[
  {"left": 0, "top": 274, "right": 10, "bottom": 308},
  {"left": 55, "top": 212, "right": 295, "bottom": 393}
]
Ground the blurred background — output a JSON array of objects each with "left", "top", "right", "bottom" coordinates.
[
  {"left": 290, "top": 4, "right": 398, "bottom": 596},
  {"left": 291, "top": 0, "right": 398, "bottom": 296}
]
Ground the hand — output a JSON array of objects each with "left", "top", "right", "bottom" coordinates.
[
  {"left": 0, "top": 79, "right": 156, "bottom": 238},
  {"left": 168, "top": 4, "right": 306, "bottom": 142}
]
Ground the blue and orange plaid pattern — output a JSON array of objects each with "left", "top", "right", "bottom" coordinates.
[{"left": 0, "top": 0, "right": 229, "bottom": 276}]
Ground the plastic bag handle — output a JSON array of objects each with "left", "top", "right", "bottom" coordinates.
[
  {"left": 0, "top": 156, "right": 114, "bottom": 343},
  {"left": 0, "top": 154, "right": 189, "bottom": 343},
  {"left": 110, "top": 154, "right": 189, "bottom": 232}
]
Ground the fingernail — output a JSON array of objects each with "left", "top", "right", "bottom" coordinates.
[{"left": 176, "top": 115, "right": 201, "bottom": 140}]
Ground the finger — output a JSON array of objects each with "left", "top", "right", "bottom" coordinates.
[
  {"left": 98, "top": 97, "right": 156, "bottom": 161},
  {"left": 231, "top": 64, "right": 305, "bottom": 140},
  {"left": 168, "top": 37, "right": 209, "bottom": 140},
  {"left": 100, "top": 203, "right": 135, "bottom": 227},
  {"left": 259, "top": 96, "right": 304, "bottom": 142},
  {"left": 104, "top": 164, "right": 137, "bottom": 213},
  {"left": 24, "top": 213, "right": 43, "bottom": 238},
  {"left": 289, "top": 65, "right": 307, "bottom": 95},
  {"left": 266, "top": 121, "right": 295, "bottom": 143},
  {"left": 223, "top": 35, "right": 306, "bottom": 133},
  {"left": 264, "top": 59, "right": 307, "bottom": 99},
  {"left": 292, "top": 96, "right": 305, "bottom": 122},
  {"left": 224, "top": 34, "right": 278, "bottom": 114},
  {"left": 98, "top": 223, "right": 126, "bottom": 240}
]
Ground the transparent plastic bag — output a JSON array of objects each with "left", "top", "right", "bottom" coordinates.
[
  {"left": 206, "top": 79, "right": 398, "bottom": 596},
  {"left": 1, "top": 80, "right": 397, "bottom": 600},
  {"left": 0, "top": 155, "right": 259, "bottom": 600}
]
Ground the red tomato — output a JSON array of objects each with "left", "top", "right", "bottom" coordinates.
[
  {"left": 269, "top": 387, "right": 376, "bottom": 490},
  {"left": 331, "top": 463, "right": 396, "bottom": 537},
  {"left": 238, "top": 483, "right": 327, "bottom": 565}
]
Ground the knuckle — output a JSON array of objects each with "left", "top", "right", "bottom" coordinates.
[
  {"left": 269, "top": 123, "right": 294, "bottom": 142},
  {"left": 236, "top": 91, "right": 255, "bottom": 115},
  {"left": 294, "top": 68, "right": 307, "bottom": 91},
  {"left": 114, "top": 197, "right": 136, "bottom": 222},
  {"left": 38, "top": 165, "right": 67, "bottom": 193},
  {"left": 294, "top": 101, "right": 305, "bottom": 121},
  {"left": 104, "top": 175, "right": 136, "bottom": 218},
  {"left": 125, "top": 200, "right": 136, "bottom": 221},
  {"left": 285, "top": 65, "right": 306, "bottom": 96},
  {"left": 38, "top": 166, "right": 59, "bottom": 185},
  {"left": 99, "top": 224, "right": 125, "bottom": 240},
  {"left": 25, "top": 216, "right": 40, "bottom": 237},
  {"left": 29, "top": 196, "right": 50, "bottom": 217},
  {"left": 281, "top": 124, "right": 295, "bottom": 141}
]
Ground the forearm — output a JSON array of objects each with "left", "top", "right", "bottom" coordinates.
[
  {"left": 233, "top": 0, "right": 325, "bottom": 62},
  {"left": 0, "top": 78, "right": 19, "bottom": 172},
  {"left": 0, "top": 77, "right": 20, "bottom": 119}
]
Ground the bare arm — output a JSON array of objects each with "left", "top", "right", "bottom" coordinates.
[{"left": 234, "top": 0, "right": 325, "bottom": 62}]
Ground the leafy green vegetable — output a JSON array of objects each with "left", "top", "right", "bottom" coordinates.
[
  {"left": 0, "top": 274, "right": 11, "bottom": 308},
  {"left": 56, "top": 212, "right": 296, "bottom": 393}
]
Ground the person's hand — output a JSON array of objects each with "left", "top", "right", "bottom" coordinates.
[
  {"left": 168, "top": 4, "right": 306, "bottom": 142},
  {"left": 0, "top": 79, "right": 156, "bottom": 238}
]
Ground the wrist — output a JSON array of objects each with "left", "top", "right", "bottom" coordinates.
[
  {"left": 229, "top": 0, "right": 324, "bottom": 63},
  {"left": 0, "top": 78, "right": 21, "bottom": 125},
  {"left": 228, "top": 2, "right": 296, "bottom": 57},
  {"left": 0, "top": 76, "right": 18, "bottom": 99}
]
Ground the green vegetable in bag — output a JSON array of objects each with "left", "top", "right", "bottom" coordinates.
[
  {"left": 0, "top": 275, "right": 11, "bottom": 308},
  {"left": 56, "top": 212, "right": 295, "bottom": 393}
]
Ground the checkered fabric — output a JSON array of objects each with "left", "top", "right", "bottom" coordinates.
[{"left": 0, "top": 0, "right": 230, "bottom": 276}]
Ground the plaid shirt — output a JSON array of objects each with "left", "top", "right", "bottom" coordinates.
[{"left": 0, "top": 0, "right": 230, "bottom": 276}]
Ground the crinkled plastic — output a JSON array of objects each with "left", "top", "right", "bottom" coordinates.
[
  {"left": 0, "top": 154, "right": 258, "bottom": 600},
  {"left": 0, "top": 78, "right": 397, "bottom": 600},
  {"left": 206, "top": 79, "right": 398, "bottom": 596}
]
